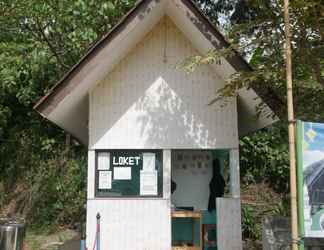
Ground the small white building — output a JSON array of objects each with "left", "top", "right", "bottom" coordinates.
[{"left": 34, "top": 0, "right": 276, "bottom": 249}]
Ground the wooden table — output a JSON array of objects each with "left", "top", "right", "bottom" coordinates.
[{"left": 171, "top": 211, "right": 202, "bottom": 250}]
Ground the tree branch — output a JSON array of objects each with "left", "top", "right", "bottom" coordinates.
[{"left": 35, "top": 18, "right": 69, "bottom": 71}]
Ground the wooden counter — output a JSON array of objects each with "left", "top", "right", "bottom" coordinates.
[
  {"left": 171, "top": 210, "right": 202, "bottom": 218},
  {"left": 172, "top": 247, "right": 201, "bottom": 250}
]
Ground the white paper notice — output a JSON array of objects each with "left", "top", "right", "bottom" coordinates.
[
  {"left": 140, "top": 171, "right": 158, "bottom": 195},
  {"left": 113, "top": 167, "right": 131, "bottom": 180},
  {"left": 98, "top": 171, "right": 112, "bottom": 189},
  {"left": 143, "top": 153, "right": 155, "bottom": 171},
  {"left": 98, "top": 152, "right": 110, "bottom": 170}
]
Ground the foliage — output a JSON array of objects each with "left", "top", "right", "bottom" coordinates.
[
  {"left": 192, "top": 0, "right": 324, "bottom": 120},
  {"left": 191, "top": 0, "right": 323, "bottom": 197},
  {"left": 28, "top": 155, "right": 87, "bottom": 228},
  {"left": 0, "top": 123, "right": 87, "bottom": 228},
  {"left": 271, "top": 195, "right": 291, "bottom": 217},
  {"left": 242, "top": 205, "right": 261, "bottom": 240},
  {"left": 192, "top": 0, "right": 324, "bottom": 191},
  {"left": 0, "top": 0, "right": 136, "bottom": 227},
  {"left": 240, "top": 183, "right": 290, "bottom": 241},
  {"left": 241, "top": 198, "right": 291, "bottom": 241},
  {"left": 240, "top": 122, "right": 290, "bottom": 193}
]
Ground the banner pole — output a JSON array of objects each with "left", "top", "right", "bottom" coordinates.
[
  {"left": 283, "top": 0, "right": 299, "bottom": 249},
  {"left": 296, "top": 121, "right": 305, "bottom": 250}
]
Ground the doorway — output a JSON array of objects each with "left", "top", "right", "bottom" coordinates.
[{"left": 170, "top": 150, "right": 229, "bottom": 250}]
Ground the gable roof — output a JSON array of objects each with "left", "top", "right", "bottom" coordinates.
[{"left": 34, "top": 0, "right": 277, "bottom": 145}]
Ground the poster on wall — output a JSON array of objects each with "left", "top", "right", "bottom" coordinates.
[
  {"left": 98, "top": 171, "right": 112, "bottom": 189},
  {"left": 98, "top": 152, "right": 110, "bottom": 170},
  {"left": 172, "top": 150, "right": 212, "bottom": 175},
  {"left": 113, "top": 167, "right": 131, "bottom": 180},
  {"left": 140, "top": 153, "right": 157, "bottom": 195},
  {"left": 143, "top": 153, "right": 155, "bottom": 171},
  {"left": 297, "top": 121, "right": 324, "bottom": 238},
  {"left": 140, "top": 171, "right": 158, "bottom": 195}
]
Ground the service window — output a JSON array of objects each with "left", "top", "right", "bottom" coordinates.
[{"left": 95, "top": 150, "right": 163, "bottom": 197}]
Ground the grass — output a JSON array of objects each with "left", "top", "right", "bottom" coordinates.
[{"left": 25, "top": 228, "right": 78, "bottom": 250}]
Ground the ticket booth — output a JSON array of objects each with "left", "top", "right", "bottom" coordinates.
[
  {"left": 34, "top": 0, "right": 276, "bottom": 249},
  {"left": 171, "top": 150, "right": 228, "bottom": 250}
]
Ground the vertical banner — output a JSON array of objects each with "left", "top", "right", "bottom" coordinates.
[{"left": 297, "top": 121, "right": 324, "bottom": 238}]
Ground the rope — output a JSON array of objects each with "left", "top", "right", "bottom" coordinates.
[
  {"left": 86, "top": 213, "right": 100, "bottom": 250},
  {"left": 90, "top": 222, "right": 99, "bottom": 250},
  {"left": 96, "top": 220, "right": 100, "bottom": 250}
]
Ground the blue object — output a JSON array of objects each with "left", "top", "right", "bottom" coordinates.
[
  {"left": 96, "top": 213, "right": 101, "bottom": 250},
  {"left": 97, "top": 233, "right": 100, "bottom": 250},
  {"left": 80, "top": 240, "right": 85, "bottom": 250}
]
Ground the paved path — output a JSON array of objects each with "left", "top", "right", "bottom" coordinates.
[{"left": 58, "top": 238, "right": 80, "bottom": 250}]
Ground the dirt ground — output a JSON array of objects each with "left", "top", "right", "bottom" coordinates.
[
  {"left": 24, "top": 229, "right": 79, "bottom": 250},
  {"left": 58, "top": 238, "right": 80, "bottom": 250}
]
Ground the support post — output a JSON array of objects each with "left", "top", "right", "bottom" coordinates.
[
  {"left": 296, "top": 121, "right": 305, "bottom": 250},
  {"left": 87, "top": 150, "right": 96, "bottom": 199},
  {"left": 217, "top": 198, "right": 242, "bottom": 250},
  {"left": 163, "top": 149, "right": 172, "bottom": 249},
  {"left": 229, "top": 149, "right": 240, "bottom": 198},
  {"left": 163, "top": 149, "right": 171, "bottom": 200},
  {"left": 283, "top": 0, "right": 299, "bottom": 249}
]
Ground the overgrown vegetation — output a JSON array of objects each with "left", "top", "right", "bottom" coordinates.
[
  {"left": 239, "top": 123, "right": 290, "bottom": 240},
  {"left": 240, "top": 123, "right": 289, "bottom": 193},
  {"left": 0, "top": 132, "right": 87, "bottom": 229},
  {"left": 0, "top": 0, "right": 136, "bottom": 228}
]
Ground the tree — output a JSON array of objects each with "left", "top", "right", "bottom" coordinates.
[
  {"left": 191, "top": 0, "right": 323, "bottom": 120},
  {"left": 188, "top": 0, "right": 324, "bottom": 187},
  {"left": 0, "top": 0, "right": 136, "bottom": 225}
]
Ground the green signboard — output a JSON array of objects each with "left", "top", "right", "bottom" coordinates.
[{"left": 95, "top": 150, "right": 163, "bottom": 197}]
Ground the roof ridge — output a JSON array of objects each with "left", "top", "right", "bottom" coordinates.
[{"left": 33, "top": 0, "right": 251, "bottom": 113}]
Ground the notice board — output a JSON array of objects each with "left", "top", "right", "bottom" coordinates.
[{"left": 95, "top": 150, "right": 163, "bottom": 197}]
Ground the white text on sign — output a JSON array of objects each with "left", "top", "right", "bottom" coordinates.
[{"left": 113, "top": 156, "right": 141, "bottom": 166}]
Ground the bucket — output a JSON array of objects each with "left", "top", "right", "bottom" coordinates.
[{"left": 0, "top": 219, "right": 25, "bottom": 250}]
